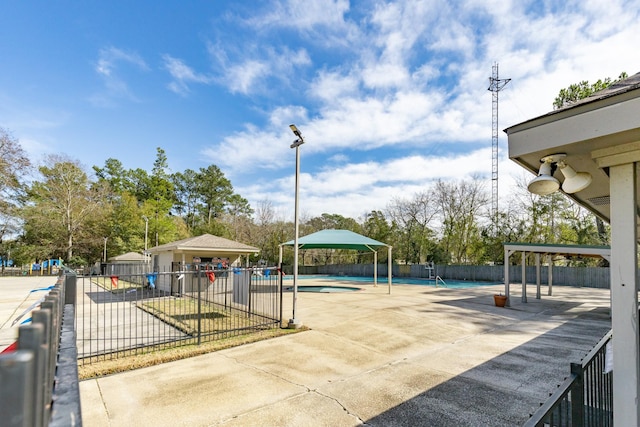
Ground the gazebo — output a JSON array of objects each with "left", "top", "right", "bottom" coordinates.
[
  {"left": 279, "top": 229, "right": 393, "bottom": 293},
  {"left": 503, "top": 242, "right": 611, "bottom": 305}
]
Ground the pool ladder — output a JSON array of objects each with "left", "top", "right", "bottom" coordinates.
[{"left": 435, "top": 276, "right": 447, "bottom": 288}]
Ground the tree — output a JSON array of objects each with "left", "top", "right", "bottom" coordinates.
[
  {"left": 93, "top": 158, "right": 130, "bottom": 195},
  {"left": 386, "top": 191, "right": 439, "bottom": 264},
  {"left": 553, "top": 72, "right": 628, "bottom": 109},
  {"left": 435, "top": 178, "right": 489, "bottom": 264},
  {"left": 0, "top": 128, "right": 30, "bottom": 269},
  {"left": 196, "top": 164, "right": 234, "bottom": 227},
  {"left": 172, "top": 169, "right": 200, "bottom": 228},
  {"left": 22, "top": 156, "right": 109, "bottom": 261},
  {"left": 248, "top": 199, "right": 292, "bottom": 265},
  {"left": 362, "top": 210, "right": 393, "bottom": 263}
]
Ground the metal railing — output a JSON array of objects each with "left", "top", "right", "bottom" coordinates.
[
  {"left": 0, "top": 269, "right": 82, "bottom": 427},
  {"left": 524, "top": 330, "right": 613, "bottom": 426},
  {"left": 76, "top": 266, "right": 283, "bottom": 364}
]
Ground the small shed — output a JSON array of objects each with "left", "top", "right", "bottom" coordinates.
[
  {"left": 109, "top": 252, "right": 149, "bottom": 264},
  {"left": 147, "top": 234, "right": 260, "bottom": 292}
]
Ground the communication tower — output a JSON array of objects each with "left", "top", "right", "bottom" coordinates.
[{"left": 488, "top": 63, "right": 510, "bottom": 227}]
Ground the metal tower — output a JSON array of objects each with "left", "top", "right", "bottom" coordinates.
[{"left": 488, "top": 63, "right": 510, "bottom": 227}]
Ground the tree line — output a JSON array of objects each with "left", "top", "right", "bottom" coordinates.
[
  {"left": 0, "top": 130, "right": 608, "bottom": 270},
  {"left": 0, "top": 75, "right": 621, "bottom": 269}
]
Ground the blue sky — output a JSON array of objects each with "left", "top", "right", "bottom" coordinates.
[{"left": 2, "top": 0, "right": 638, "bottom": 220}]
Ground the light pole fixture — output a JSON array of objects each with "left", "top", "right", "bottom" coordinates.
[
  {"left": 527, "top": 153, "right": 592, "bottom": 196},
  {"left": 288, "top": 124, "right": 305, "bottom": 329}
]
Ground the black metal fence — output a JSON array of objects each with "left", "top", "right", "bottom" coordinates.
[
  {"left": 0, "top": 269, "right": 82, "bottom": 427},
  {"left": 76, "top": 266, "right": 282, "bottom": 364},
  {"left": 524, "top": 330, "right": 613, "bottom": 426}
]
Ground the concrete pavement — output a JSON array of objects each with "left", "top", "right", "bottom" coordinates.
[
  {"left": 0, "top": 275, "right": 61, "bottom": 352},
  {"left": 78, "top": 280, "right": 611, "bottom": 426}
]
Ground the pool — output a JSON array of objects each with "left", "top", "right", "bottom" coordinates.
[
  {"left": 284, "top": 285, "right": 362, "bottom": 293},
  {"left": 287, "top": 275, "right": 500, "bottom": 289}
]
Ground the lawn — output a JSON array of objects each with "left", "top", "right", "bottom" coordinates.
[{"left": 137, "top": 297, "right": 269, "bottom": 336}]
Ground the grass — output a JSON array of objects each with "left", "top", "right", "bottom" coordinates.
[
  {"left": 137, "top": 297, "right": 266, "bottom": 336},
  {"left": 78, "top": 326, "right": 307, "bottom": 380}
]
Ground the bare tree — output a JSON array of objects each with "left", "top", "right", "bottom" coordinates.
[
  {"left": 386, "top": 190, "right": 439, "bottom": 263},
  {"left": 434, "top": 178, "right": 489, "bottom": 264}
]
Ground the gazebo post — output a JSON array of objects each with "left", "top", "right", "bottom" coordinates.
[
  {"left": 547, "top": 254, "right": 553, "bottom": 296},
  {"left": 373, "top": 250, "right": 378, "bottom": 287},
  {"left": 504, "top": 247, "right": 510, "bottom": 307},
  {"left": 535, "top": 253, "right": 541, "bottom": 299},
  {"left": 388, "top": 246, "right": 392, "bottom": 295},
  {"left": 521, "top": 251, "right": 527, "bottom": 303}
]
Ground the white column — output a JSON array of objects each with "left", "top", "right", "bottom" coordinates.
[
  {"left": 504, "top": 247, "right": 510, "bottom": 307},
  {"left": 609, "top": 162, "right": 640, "bottom": 425},
  {"left": 547, "top": 254, "right": 553, "bottom": 296},
  {"left": 521, "top": 251, "right": 527, "bottom": 303},
  {"left": 373, "top": 250, "right": 378, "bottom": 287},
  {"left": 535, "top": 253, "right": 541, "bottom": 299},
  {"left": 387, "top": 246, "right": 392, "bottom": 295}
]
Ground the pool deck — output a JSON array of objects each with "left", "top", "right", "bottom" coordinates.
[{"left": 74, "top": 278, "right": 612, "bottom": 426}]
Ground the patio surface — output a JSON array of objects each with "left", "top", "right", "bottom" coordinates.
[{"left": 4, "top": 276, "right": 612, "bottom": 426}]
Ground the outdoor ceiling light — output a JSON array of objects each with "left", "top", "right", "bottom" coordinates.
[
  {"left": 527, "top": 153, "right": 593, "bottom": 196},
  {"left": 557, "top": 160, "right": 592, "bottom": 194},
  {"left": 527, "top": 154, "right": 562, "bottom": 196}
]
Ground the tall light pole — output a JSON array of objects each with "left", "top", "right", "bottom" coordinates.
[
  {"left": 103, "top": 237, "right": 108, "bottom": 263},
  {"left": 143, "top": 216, "right": 149, "bottom": 252},
  {"left": 288, "top": 124, "right": 305, "bottom": 329}
]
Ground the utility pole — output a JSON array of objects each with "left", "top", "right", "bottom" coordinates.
[{"left": 488, "top": 63, "right": 510, "bottom": 229}]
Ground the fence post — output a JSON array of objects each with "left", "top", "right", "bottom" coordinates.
[
  {"left": 17, "top": 324, "right": 46, "bottom": 427},
  {"left": 279, "top": 263, "right": 284, "bottom": 327},
  {"left": 197, "top": 272, "right": 202, "bottom": 345},
  {"left": 570, "top": 362, "right": 584, "bottom": 425},
  {"left": 31, "top": 308, "right": 52, "bottom": 423},
  {"left": 64, "top": 271, "right": 77, "bottom": 306},
  {"left": 0, "top": 350, "right": 36, "bottom": 427}
]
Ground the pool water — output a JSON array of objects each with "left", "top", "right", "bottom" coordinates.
[
  {"left": 284, "top": 285, "right": 362, "bottom": 293},
  {"left": 288, "top": 275, "right": 499, "bottom": 289}
]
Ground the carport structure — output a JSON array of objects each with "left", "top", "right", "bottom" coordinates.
[
  {"left": 279, "top": 229, "right": 393, "bottom": 293},
  {"left": 505, "top": 72, "right": 640, "bottom": 424},
  {"left": 503, "top": 242, "right": 610, "bottom": 305}
]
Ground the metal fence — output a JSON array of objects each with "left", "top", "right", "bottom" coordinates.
[
  {"left": 76, "top": 266, "right": 282, "bottom": 364},
  {"left": 524, "top": 330, "right": 613, "bottom": 426},
  {"left": 0, "top": 269, "right": 82, "bottom": 427}
]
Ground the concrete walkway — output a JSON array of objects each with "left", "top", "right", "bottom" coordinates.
[{"left": 78, "top": 280, "right": 610, "bottom": 426}]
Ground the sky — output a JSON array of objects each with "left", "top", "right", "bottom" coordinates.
[{"left": 1, "top": 0, "right": 639, "bottom": 222}]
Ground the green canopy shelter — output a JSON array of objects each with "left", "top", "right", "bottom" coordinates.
[{"left": 279, "top": 229, "right": 393, "bottom": 293}]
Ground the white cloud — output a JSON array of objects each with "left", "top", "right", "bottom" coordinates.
[
  {"left": 162, "top": 55, "right": 213, "bottom": 96},
  {"left": 238, "top": 147, "right": 494, "bottom": 219},
  {"left": 91, "top": 47, "right": 149, "bottom": 106},
  {"left": 206, "top": 37, "right": 312, "bottom": 95},
  {"left": 248, "top": 0, "right": 352, "bottom": 32}
]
